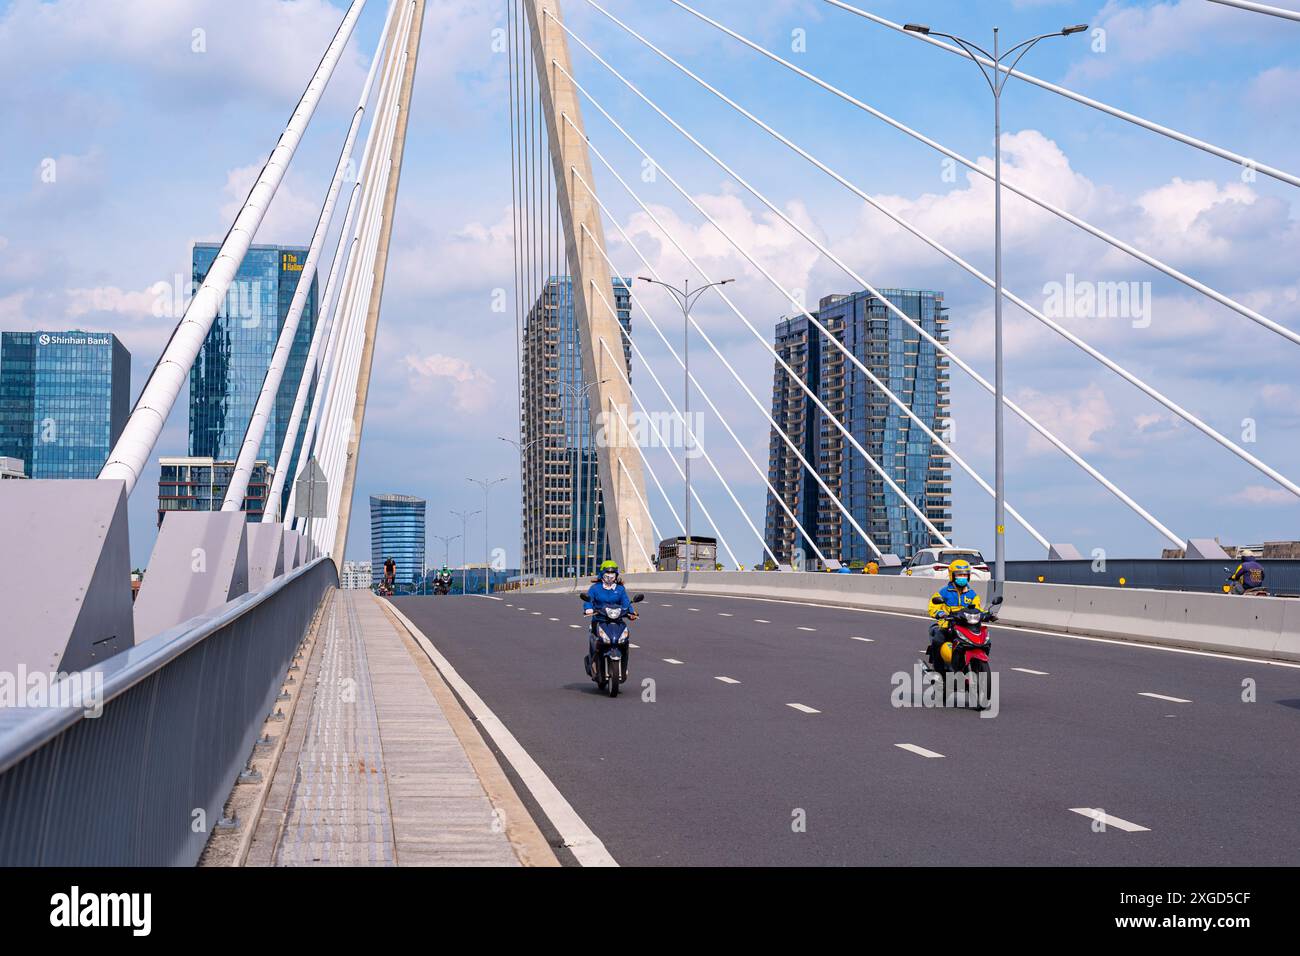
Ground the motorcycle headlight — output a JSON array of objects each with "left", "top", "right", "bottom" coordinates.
[{"left": 607, "top": 608, "right": 621, "bottom": 619}]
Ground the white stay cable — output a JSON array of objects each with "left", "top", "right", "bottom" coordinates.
[
  {"left": 574, "top": 151, "right": 899, "bottom": 561},
  {"left": 582, "top": 223, "right": 829, "bottom": 563},
  {"left": 284, "top": 9, "right": 411, "bottom": 525},
  {"left": 592, "top": 334, "right": 741, "bottom": 568},
  {"left": 548, "top": 31, "right": 1216, "bottom": 539},
  {"left": 821, "top": 0, "right": 1300, "bottom": 190},
  {"left": 615, "top": 474, "right": 658, "bottom": 569},
  {"left": 659, "top": 0, "right": 1300, "bottom": 349},
  {"left": 575, "top": 190, "right": 877, "bottom": 562},
  {"left": 225, "top": 0, "right": 402, "bottom": 512},
  {"left": 616, "top": 457, "right": 664, "bottom": 545},
  {"left": 99, "top": 0, "right": 367, "bottom": 495},
  {"left": 589, "top": 282, "right": 777, "bottom": 569}
]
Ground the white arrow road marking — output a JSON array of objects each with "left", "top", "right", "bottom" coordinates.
[
  {"left": 663, "top": 658, "right": 684, "bottom": 665},
  {"left": 1012, "top": 667, "right": 1049, "bottom": 675},
  {"left": 895, "top": 743, "right": 944, "bottom": 758},
  {"left": 787, "top": 703, "right": 820, "bottom": 714},
  {"left": 1139, "top": 692, "right": 1191, "bottom": 704},
  {"left": 1069, "top": 808, "right": 1150, "bottom": 832},
  {"left": 715, "top": 676, "right": 741, "bottom": 684}
]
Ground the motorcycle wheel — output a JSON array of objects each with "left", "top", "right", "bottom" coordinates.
[
  {"left": 968, "top": 659, "right": 990, "bottom": 710},
  {"left": 608, "top": 658, "right": 620, "bottom": 698},
  {"left": 595, "top": 655, "right": 608, "bottom": 692}
]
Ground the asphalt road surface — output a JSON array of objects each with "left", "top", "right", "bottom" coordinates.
[{"left": 397, "top": 589, "right": 1300, "bottom": 866}]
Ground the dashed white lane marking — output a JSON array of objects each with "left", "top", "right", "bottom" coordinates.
[
  {"left": 629, "top": 643, "right": 639, "bottom": 649},
  {"left": 568, "top": 624, "right": 582, "bottom": 629},
  {"left": 754, "top": 619, "right": 770, "bottom": 624},
  {"left": 895, "top": 743, "right": 944, "bottom": 759},
  {"left": 1139, "top": 692, "right": 1191, "bottom": 704},
  {"left": 1069, "top": 808, "right": 1150, "bottom": 832},
  {"left": 548, "top": 617, "right": 559, "bottom": 622},
  {"left": 531, "top": 612, "right": 541, "bottom": 616},
  {"left": 715, "top": 676, "right": 741, "bottom": 684},
  {"left": 1012, "top": 667, "right": 1049, "bottom": 675},
  {"left": 718, "top": 612, "right": 733, "bottom": 617},
  {"left": 797, "top": 626, "right": 816, "bottom": 632},
  {"left": 663, "top": 658, "right": 684, "bottom": 665},
  {"left": 688, "top": 608, "right": 700, "bottom": 612},
  {"left": 661, "top": 603, "right": 673, "bottom": 607},
  {"left": 850, "top": 636, "right": 874, "bottom": 643},
  {"left": 787, "top": 703, "right": 820, "bottom": 714}
]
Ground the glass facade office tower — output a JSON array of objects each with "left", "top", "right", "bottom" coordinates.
[
  {"left": 189, "top": 244, "right": 317, "bottom": 516},
  {"left": 519, "top": 277, "right": 632, "bottom": 579},
  {"left": 156, "top": 457, "right": 272, "bottom": 525},
  {"left": 0, "top": 330, "right": 130, "bottom": 479},
  {"left": 764, "top": 290, "right": 951, "bottom": 564},
  {"left": 370, "top": 494, "right": 426, "bottom": 588}
]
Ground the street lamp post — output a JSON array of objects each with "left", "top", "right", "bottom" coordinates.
[
  {"left": 558, "top": 380, "right": 606, "bottom": 587},
  {"left": 468, "top": 477, "right": 507, "bottom": 595},
  {"left": 432, "top": 533, "right": 459, "bottom": 568},
  {"left": 636, "top": 276, "right": 733, "bottom": 583},
  {"left": 450, "top": 508, "right": 479, "bottom": 594},
  {"left": 903, "top": 21, "right": 1086, "bottom": 601},
  {"left": 499, "top": 435, "right": 542, "bottom": 581}
]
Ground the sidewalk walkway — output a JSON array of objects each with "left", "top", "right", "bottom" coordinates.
[{"left": 246, "top": 590, "right": 538, "bottom": 866}]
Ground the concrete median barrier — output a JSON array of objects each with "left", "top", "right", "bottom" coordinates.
[{"left": 537, "top": 571, "right": 1300, "bottom": 663}]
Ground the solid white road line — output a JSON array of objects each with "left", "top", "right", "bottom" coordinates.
[
  {"left": 787, "top": 703, "right": 820, "bottom": 714},
  {"left": 895, "top": 743, "right": 944, "bottom": 759},
  {"left": 850, "top": 636, "right": 875, "bottom": 643},
  {"left": 1139, "top": 692, "right": 1192, "bottom": 704},
  {"left": 797, "top": 626, "right": 816, "bottom": 632},
  {"left": 382, "top": 602, "right": 617, "bottom": 866},
  {"left": 715, "top": 676, "right": 741, "bottom": 684},
  {"left": 1012, "top": 667, "right": 1049, "bottom": 675},
  {"left": 663, "top": 658, "right": 684, "bottom": 665},
  {"left": 1069, "top": 808, "right": 1150, "bottom": 832}
]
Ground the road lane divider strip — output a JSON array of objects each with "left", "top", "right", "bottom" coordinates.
[
  {"left": 715, "top": 676, "right": 741, "bottom": 684},
  {"left": 895, "top": 743, "right": 944, "bottom": 758},
  {"left": 1012, "top": 667, "right": 1049, "bottom": 675},
  {"left": 1069, "top": 808, "right": 1150, "bottom": 832},
  {"left": 1139, "top": 692, "right": 1191, "bottom": 703},
  {"left": 787, "top": 703, "right": 820, "bottom": 714}
]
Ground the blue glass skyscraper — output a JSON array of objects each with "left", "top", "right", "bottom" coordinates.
[
  {"left": 0, "top": 330, "right": 130, "bottom": 479},
  {"left": 370, "top": 494, "right": 426, "bottom": 588},
  {"left": 188, "top": 244, "right": 317, "bottom": 506},
  {"left": 764, "top": 290, "right": 951, "bottom": 563}
]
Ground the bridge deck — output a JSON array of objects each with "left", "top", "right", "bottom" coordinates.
[{"left": 246, "top": 590, "right": 522, "bottom": 866}]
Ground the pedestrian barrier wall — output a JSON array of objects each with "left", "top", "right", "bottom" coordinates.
[{"left": 539, "top": 571, "right": 1300, "bottom": 662}]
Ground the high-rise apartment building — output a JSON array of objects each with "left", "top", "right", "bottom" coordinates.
[
  {"left": 519, "top": 276, "right": 632, "bottom": 579},
  {"left": 0, "top": 330, "right": 130, "bottom": 479},
  {"left": 764, "top": 290, "right": 951, "bottom": 564},
  {"left": 156, "top": 456, "right": 273, "bottom": 525},
  {"left": 188, "top": 244, "right": 317, "bottom": 514},
  {"left": 370, "top": 494, "right": 426, "bottom": 588}
]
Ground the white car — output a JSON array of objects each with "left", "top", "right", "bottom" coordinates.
[{"left": 902, "top": 548, "right": 992, "bottom": 582}]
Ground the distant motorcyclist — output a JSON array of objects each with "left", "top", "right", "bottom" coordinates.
[
  {"left": 1228, "top": 557, "right": 1266, "bottom": 595},
  {"left": 383, "top": 556, "right": 396, "bottom": 593},
  {"left": 434, "top": 566, "right": 453, "bottom": 594},
  {"left": 584, "top": 560, "right": 636, "bottom": 676},
  {"left": 926, "top": 558, "right": 984, "bottom": 670}
]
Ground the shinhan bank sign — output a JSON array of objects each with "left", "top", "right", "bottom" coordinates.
[{"left": 37, "top": 332, "right": 112, "bottom": 347}]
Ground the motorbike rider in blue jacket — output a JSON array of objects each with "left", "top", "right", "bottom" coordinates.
[{"left": 584, "top": 560, "right": 636, "bottom": 676}]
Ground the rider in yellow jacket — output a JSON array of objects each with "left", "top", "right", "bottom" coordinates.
[{"left": 927, "top": 559, "right": 982, "bottom": 669}]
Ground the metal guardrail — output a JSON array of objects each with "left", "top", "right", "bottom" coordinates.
[{"left": 0, "top": 557, "right": 336, "bottom": 866}]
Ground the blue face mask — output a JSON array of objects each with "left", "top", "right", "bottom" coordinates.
[{"left": 954, "top": 577, "right": 969, "bottom": 588}]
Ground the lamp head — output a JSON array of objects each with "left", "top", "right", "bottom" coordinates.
[
  {"left": 1062, "top": 24, "right": 1088, "bottom": 35},
  {"left": 903, "top": 23, "right": 931, "bottom": 35}
]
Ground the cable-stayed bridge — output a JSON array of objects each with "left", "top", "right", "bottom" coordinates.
[{"left": 1, "top": 0, "right": 1299, "bottom": 869}]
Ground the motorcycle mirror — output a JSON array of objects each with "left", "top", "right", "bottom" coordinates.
[
  {"left": 991, "top": 596, "right": 1004, "bottom": 607},
  {"left": 632, "top": 594, "right": 645, "bottom": 603},
  {"left": 579, "top": 592, "right": 591, "bottom": 602}
]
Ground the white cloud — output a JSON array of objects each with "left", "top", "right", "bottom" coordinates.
[
  {"left": 219, "top": 162, "right": 323, "bottom": 246},
  {"left": 1014, "top": 383, "right": 1116, "bottom": 456},
  {"left": 1230, "top": 485, "right": 1297, "bottom": 506},
  {"left": 403, "top": 352, "right": 496, "bottom": 414}
]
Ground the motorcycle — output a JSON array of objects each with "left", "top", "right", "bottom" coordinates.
[
  {"left": 925, "top": 596, "right": 1000, "bottom": 708},
  {"left": 580, "top": 591, "right": 645, "bottom": 698},
  {"left": 1222, "top": 567, "right": 1268, "bottom": 596},
  {"left": 433, "top": 576, "right": 452, "bottom": 595}
]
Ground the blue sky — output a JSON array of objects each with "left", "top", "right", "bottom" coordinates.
[{"left": 1, "top": 0, "right": 1297, "bottom": 568}]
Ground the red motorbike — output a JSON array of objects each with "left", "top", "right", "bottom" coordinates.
[{"left": 927, "top": 597, "right": 1001, "bottom": 707}]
